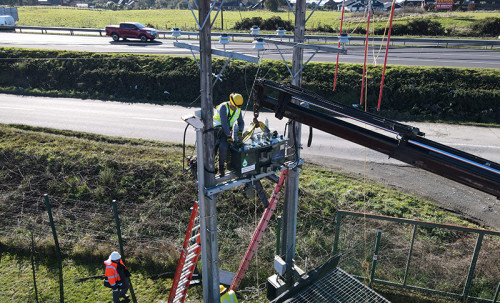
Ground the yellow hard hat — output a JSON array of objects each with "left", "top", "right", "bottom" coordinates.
[
  {"left": 220, "top": 285, "right": 227, "bottom": 293},
  {"left": 229, "top": 93, "right": 243, "bottom": 108}
]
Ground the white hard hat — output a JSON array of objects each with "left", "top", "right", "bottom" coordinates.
[{"left": 109, "top": 251, "right": 121, "bottom": 261}]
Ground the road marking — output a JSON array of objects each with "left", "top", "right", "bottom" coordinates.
[
  {"left": 132, "top": 117, "right": 184, "bottom": 123},
  {"left": 443, "top": 142, "right": 500, "bottom": 149},
  {"left": 0, "top": 106, "right": 33, "bottom": 111}
]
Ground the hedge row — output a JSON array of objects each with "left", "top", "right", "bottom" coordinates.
[{"left": 0, "top": 48, "right": 498, "bottom": 124}]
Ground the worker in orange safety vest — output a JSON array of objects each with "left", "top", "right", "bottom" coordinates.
[{"left": 104, "top": 251, "right": 131, "bottom": 302}]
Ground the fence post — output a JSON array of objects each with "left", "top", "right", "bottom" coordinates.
[
  {"left": 369, "top": 230, "right": 382, "bottom": 289},
  {"left": 494, "top": 282, "right": 500, "bottom": 303},
  {"left": 44, "top": 194, "right": 64, "bottom": 303},
  {"left": 462, "top": 232, "right": 484, "bottom": 302},
  {"left": 403, "top": 224, "right": 417, "bottom": 286},
  {"left": 276, "top": 216, "right": 282, "bottom": 256},
  {"left": 333, "top": 211, "right": 342, "bottom": 255},
  {"left": 112, "top": 200, "right": 138, "bottom": 303},
  {"left": 30, "top": 231, "right": 39, "bottom": 303}
]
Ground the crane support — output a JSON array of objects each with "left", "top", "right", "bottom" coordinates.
[{"left": 253, "top": 80, "right": 500, "bottom": 199}]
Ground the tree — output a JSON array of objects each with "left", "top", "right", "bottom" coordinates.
[{"left": 264, "top": 0, "right": 279, "bottom": 11}]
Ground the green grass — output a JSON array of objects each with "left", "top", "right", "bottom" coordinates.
[
  {"left": 0, "top": 253, "right": 173, "bottom": 303},
  {"left": 16, "top": 6, "right": 499, "bottom": 34},
  {"left": 1, "top": 123, "right": 499, "bottom": 302}
]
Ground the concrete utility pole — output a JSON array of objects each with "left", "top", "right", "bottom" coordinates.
[
  {"left": 281, "top": 0, "right": 306, "bottom": 284},
  {"left": 199, "top": 0, "right": 221, "bottom": 301}
]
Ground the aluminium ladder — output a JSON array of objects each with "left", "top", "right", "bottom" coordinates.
[
  {"left": 168, "top": 201, "right": 202, "bottom": 303},
  {"left": 229, "top": 169, "right": 289, "bottom": 291}
]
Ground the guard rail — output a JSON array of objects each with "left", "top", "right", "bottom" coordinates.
[{"left": 13, "top": 25, "right": 500, "bottom": 48}]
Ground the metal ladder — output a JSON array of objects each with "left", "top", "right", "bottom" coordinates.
[
  {"left": 168, "top": 201, "right": 202, "bottom": 303},
  {"left": 229, "top": 169, "right": 289, "bottom": 291}
]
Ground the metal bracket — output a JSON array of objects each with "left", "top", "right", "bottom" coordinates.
[
  {"left": 212, "top": 56, "right": 231, "bottom": 88},
  {"left": 186, "top": 0, "right": 225, "bottom": 31},
  {"left": 305, "top": 0, "right": 323, "bottom": 24},
  {"left": 284, "top": 0, "right": 296, "bottom": 16},
  {"left": 284, "top": 0, "right": 323, "bottom": 23},
  {"left": 174, "top": 42, "right": 259, "bottom": 88},
  {"left": 265, "top": 39, "right": 344, "bottom": 80},
  {"left": 205, "top": 159, "right": 304, "bottom": 196},
  {"left": 174, "top": 42, "right": 259, "bottom": 64}
]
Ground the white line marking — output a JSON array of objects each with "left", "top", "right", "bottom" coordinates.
[
  {"left": 132, "top": 117, "right": 184, "bottom": 123},
  {"left": 0, "top": 106, "right": 34, "bottom": 111},
  {"left": 442, "top": 142, "right": 500, "bottom": 149}
]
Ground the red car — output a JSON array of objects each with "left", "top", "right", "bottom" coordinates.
[{"left": 105, "top": 22, "right": 157, "bottom": 42}]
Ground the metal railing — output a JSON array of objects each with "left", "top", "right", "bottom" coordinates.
[
  {"left": 333, "top": 210, "right": 500, "bottom": 303},
  {"left": 12, "top": 25, "right": 500, "bottom": 48}
]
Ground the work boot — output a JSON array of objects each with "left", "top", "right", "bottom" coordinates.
[{"left": 219, "top": 164, "right": 225, "bottom": 177}]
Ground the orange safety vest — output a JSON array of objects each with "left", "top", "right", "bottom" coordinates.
[{"left": 104, "top": 259, "right": 127, "bottom": 287}]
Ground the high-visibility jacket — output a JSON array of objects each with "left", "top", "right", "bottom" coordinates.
[
  {"left": 220, "top": 290, "right": 238, "bottom": 303},
  {"left": 213, "top": 101, "right": 241, "bottom": 129},
  {"left": 104, "top": 259, "right": 127, "bottom": 287}
]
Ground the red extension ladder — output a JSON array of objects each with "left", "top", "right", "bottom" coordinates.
[
  {"left": 168, "top": 201, "right": 202, "bottom": 303},
  {"left": 229, "top": 169, "right": 288, "bottom": 291}
]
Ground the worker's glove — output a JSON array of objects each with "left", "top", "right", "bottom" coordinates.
[
  {"left": 226, "top": 136, "right": 234, "bottom": 144},
  {"left": 237, "top": 130, "right": 243, "bottom": 140},
  {"left": 112, "top": 285, "right": 119, "bottom": 291}
]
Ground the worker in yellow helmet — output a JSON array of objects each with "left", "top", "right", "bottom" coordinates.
[
  {"left": 213, "top": 93, "right": 245, "bottom": 177},
  {"left": 220, "top": 285, "right": 238, "bottom": 303}
]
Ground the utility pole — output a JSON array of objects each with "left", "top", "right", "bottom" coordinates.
[
  {"left": 281, "top": 0, "right": 305, "bottom": 285},
  {"left": 199, "top": 0, "right": 220, "bottom": 301}
]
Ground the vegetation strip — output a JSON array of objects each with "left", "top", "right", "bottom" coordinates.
[
  {"left": 15, "top": 7, "right": 500, "bottom": 37},
  {"left": 1, "top": 124, "right": 499, "bottom": 302},
  {"left": 0, "top": 48, "right": 498, "bottom": 124}
]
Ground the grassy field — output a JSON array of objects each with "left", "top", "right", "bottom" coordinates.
[
  {"left": 1, "top": 124, "right": 499, "bottom": 302},
  {"left": 16, "top": 6, "right": 499, "bottom": 34}
]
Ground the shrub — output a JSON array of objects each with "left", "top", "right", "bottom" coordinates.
[
  {"left": 470, "top": 17, "right": 500, "bottom": 37},
  {"left": 375, "top": 19, "right": 445, "bottom": 36},
  {"left": 407, "top": 19, "right": 445, "bottom": 36},
  {"left": 261, "top": 16, "right": 294, "bottom": 31},
  {"left": 233, "top": 17, "right": 263, "bottom": 30},
  {"left": 311, "top": 23, "right": 335, "bottom": 33},
  {"left": 233, "top": 16, "right": 293, "bottom": 31}
]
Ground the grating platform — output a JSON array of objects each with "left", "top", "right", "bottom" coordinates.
[{"left": 285, "top": 267, "right": 390, "bottom": 303}]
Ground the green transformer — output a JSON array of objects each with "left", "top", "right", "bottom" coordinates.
[{"left": 230, "top": 131, "right": 288, "bottom": 178}]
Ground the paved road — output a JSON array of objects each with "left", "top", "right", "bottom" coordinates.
[
  {"left": 1, "top": 32, "right": 500, "bottom": 69},
  {"left": 1, "top": 94, "right": 499, "bottom": 229}
]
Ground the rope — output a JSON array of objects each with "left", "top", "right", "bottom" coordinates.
[
  {"left": 359, "top": 7, "right": 372, "bottom": 105},
  {"left": 348, "top": 8, "right": 369, "bottom": 35},
  {"left": 333, "top": 0, "right": 346, "bottom": 91},
  {"left": 241, "top": 51, "right": 263, "bottom": 122},
  {"left": 254, "top": 189, "right": 259, "bottom": 296},
  {"left": 377, "top": 0, "right": 397, "bottom": 111}
]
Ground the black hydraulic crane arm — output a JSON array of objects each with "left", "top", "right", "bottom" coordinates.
[{"left": 253, "top": 79, "right": 500, "bottom": 199}]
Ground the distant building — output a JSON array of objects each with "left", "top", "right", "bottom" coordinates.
[
  {"left": 401, "top": 0, "right": 425, "bottom": 7},
  {"left": 339, "top": 0, "right": 387, "bottom": 11},
  {"left": 383, "top": 1, "right": 402, "bottom": 10},
  {"left": 343, "top": 0, "right": 366, "bottom": 11}
]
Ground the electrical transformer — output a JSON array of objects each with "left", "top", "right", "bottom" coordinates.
[{"left": 230, "top": 131, "right": 288, "bottom": 177}]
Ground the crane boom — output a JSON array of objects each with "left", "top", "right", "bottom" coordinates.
[{"left": 253, "top": 80, "right": 500, "bottom": 199}]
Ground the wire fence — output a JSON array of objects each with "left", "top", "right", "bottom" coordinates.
[
  {"left": 333, "top": 211, "right": 500, "bottom": 303},
  {"left": 0, "top": 195, "right": 189, "bottom": 261}
]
